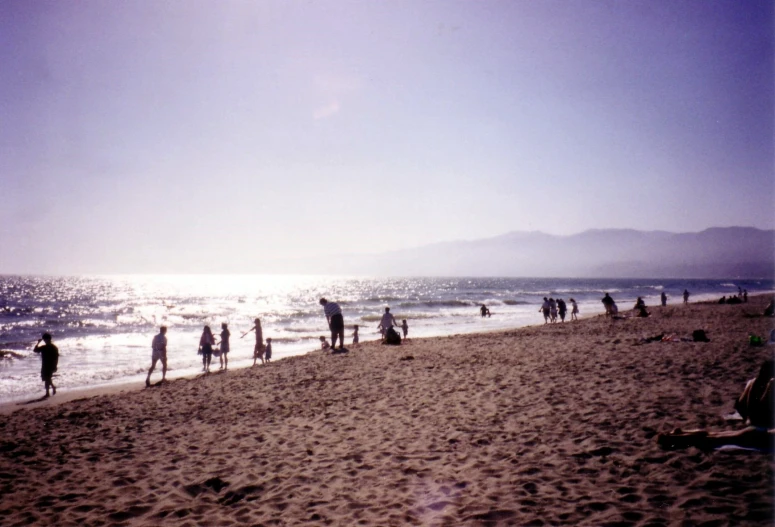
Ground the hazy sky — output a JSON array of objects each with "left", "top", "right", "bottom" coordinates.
[{"left": 1, "top": 1, "right": 773, "bottom": 273}]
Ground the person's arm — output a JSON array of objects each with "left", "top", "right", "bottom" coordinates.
[
  {"left": 240, "top": 326, "right": 256, "bottom": 338},
  {"left": 33, "top": 339, "right": 43, "bottom": 353}
]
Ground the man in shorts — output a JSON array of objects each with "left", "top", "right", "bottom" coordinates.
[
  {"left": 320, "top": 298, "right": 345, "bottom": 351},
  {"left": 146, "top": 326, "right": 167, "bottom": 387}
]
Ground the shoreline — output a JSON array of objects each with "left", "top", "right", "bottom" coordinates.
[
  {"left": 4, "top": 291, "right": 765, "bottom": 410},
  {"left": 1, "top": 295, "right": 772, "bottom": 525},
  {"left": 2, "top": 295, "right": 770, "bottom": 415}
]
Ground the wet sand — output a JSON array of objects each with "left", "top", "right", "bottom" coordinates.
[{"left": 1, "top": 296, "right": 773, "bottom": 526}]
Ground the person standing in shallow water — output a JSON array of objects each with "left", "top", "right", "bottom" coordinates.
[
  {"left": 218, "top": 323, "right": 230, "bottom": 370},
  {"left": 33, "top": 333, "right": 59, "bottom": 397},
  {"left": 320, "top": 298, "right": 345, "bottom": 351},
  {"left": 146, "top": 326, "right": 167, "bottom": 388},
  {"left": 683, "top": 289, "right": 690, "bottom": 305},
  {"left": 199, "top": 326, "right": 215, "bottom": 373}
]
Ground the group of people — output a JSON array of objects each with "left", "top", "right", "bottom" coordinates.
[{"left": 539, "top": 297, "right": 579, "bottom": 323}]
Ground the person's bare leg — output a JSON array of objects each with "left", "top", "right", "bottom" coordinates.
[
  {"left": 338, "top": 330, "right": 345, "bottom": 349},
  {"left": 224, "top": 353, "right": 228, "bottom": 370},
  {"left": 44, "top": 380, "right": 50, "bottom": 398},
  {"left": 51, "top": 380, "right": 56, "bottom": 395},
  {"left": 161, "top": 358, "right": 167, "bottom": 383},
  {"left": 146, "top": 359, "right": 157, "bottom": 387}
]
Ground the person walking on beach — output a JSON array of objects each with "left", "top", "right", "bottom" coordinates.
[
  {"left": 218, "top": 323, "right": 230, "bottom": 370},
  {"left": 557, "top": 298, "right": 567, "bottom": 323},
  {"left": 377, "top": 307, "right": 398, "bottom": 339},
  {"left": 199, "top": 325, "right": 215, "bottom": 373},
  {"left": 661, "top": 291, "right": 667, "bottom": 307},
  {"left": 570, "top": 298, "right": 579, "bottom": 321},
  {"left": 33, "top": 333, "right": 59, "bottom": 397},
  {"left": 146, "top": 326, "right": 167, "bottom": 388},
  {"left": 540, "top": 297, "right": 551, "bottom": 324},
  {"left": 549, "top": 298, "right": 558, "bottom": 323},
  {"left": 320, "top": 298, "right": 345, "bottom": 350},
  {"left": 242, "top": 318, "right": 265, "bottom": 366},
  {"left": 601, "top": 293, "right": 615, "bottom": 317},
  {"left": 683, "top": 289, "right": 690, "bottom": 305}
]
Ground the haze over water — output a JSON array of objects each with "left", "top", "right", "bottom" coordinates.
[{"left": 1, "top": 274, "right": 772, "bottom": 403}]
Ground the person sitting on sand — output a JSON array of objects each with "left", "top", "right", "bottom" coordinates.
[
  {"left": 352, "top": 325, "right": 359, "bottom": 346},
  {"left": 146, "top": 326, "right": 166, "bottom": 388},
  {"left": 539, "top": 298, "right": 550, "bottom": 324},
  {"left": 33, "top": 332, "right": 59, "bottom": 397},
  {"left": 636, "top": 305, "right": 650, "bottom": 318},
  {"left": 634, "top": 297, "right": 645, "bottom": 310},
  {"left": 557, "top": 298, "right": 567, "bottom": 323},
  {"left": 219, "top": 323, "right": 230, "bottom": 370},
  {"left": 601, "top": 293, "right": 615, "bottom": 317},
  {"left": 377, "top": 307, "right": 398, "bottom": 339},
  {"left": 320, "top": 336, "right": 330, "bottom": 351},
  {"left": 199, "top": 325, "right": 215, "bottom": 373},
  {"left": 660, "top": 291, "right": 667, "bottom": 307},
  {"left": 264, "top": 338, "right": 272, "bottom": 363},
  {"left": 400, "top": 319, "right": 409, "bottom": 339},
  {"left": 570, "top": 298, "right": 579, "bottom": 321},
  {"left": 734, "top": 360, "right": 774, "bottom": 428},
  {"left": 658, "top": 360, "right": 774, "bottom": 451}
]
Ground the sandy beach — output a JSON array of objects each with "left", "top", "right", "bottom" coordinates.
[{"left": 1, "top": 296, "right": 773, "bottom": 526}]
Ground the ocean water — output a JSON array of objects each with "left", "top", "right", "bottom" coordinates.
[{"left": 1, "top": 275, "right": 772, "bottom": 403}]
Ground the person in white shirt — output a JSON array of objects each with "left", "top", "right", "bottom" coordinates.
[
  {"left": 146, "top": 326, "right": 167, "bottom": 388},
  {"left": 377, "top": 307, "right": 398, "bottom": 338}
]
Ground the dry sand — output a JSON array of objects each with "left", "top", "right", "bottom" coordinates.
[{"left": 1, "top": 296, "right": 773, "bottom": 526}]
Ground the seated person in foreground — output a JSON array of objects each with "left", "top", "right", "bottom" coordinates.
[{"left": 658, "top": 360, "right": 774, "bottom": 450}]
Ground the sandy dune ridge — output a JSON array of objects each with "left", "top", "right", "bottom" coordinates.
[{"left": 1, "top": 296, "right": 773, "bottom": 526}]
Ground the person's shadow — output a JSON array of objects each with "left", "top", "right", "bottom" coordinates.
[{"left": 18, "top": 395, "right": 50, "bottom": 405}]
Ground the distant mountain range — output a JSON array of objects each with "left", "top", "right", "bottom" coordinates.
[{"left": 273, "top": 227, "right": 775, "bottom": 278}]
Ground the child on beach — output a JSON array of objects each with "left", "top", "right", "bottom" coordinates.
[
  {"left": 352, "top": 325, "right": 359, "bottom": 346},
  {"left": 33, "top": 333, "right": 59, "bottom": 398},
  {"left": 219, "top": 323, "right": 230, "bottom": 370},
  {"left": 199, "top": 325, "right": 215, "bottom": 373},
  {"left": 264, "top": 338, "right": 272, "bottom": 363},
  {"left": 400, "top": 319, "right": 409, "bottom": 339},
  {"left": 320, "top": 336, "right": 330, "bottom": 351}
]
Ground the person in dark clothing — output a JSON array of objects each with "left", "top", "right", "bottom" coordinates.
[
  {"left": 33, "top": 333, "right": 59, "bottom": 397},
  {"left": 557, "top": 298, "right": 567, "bottom": 322},
  {"left": 601, "top": 293, "right": 615, "bottom": 317}
]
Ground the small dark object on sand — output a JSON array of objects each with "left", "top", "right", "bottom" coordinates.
[{"left": 692, "top": 330, "right": 710, "bottom": 342}]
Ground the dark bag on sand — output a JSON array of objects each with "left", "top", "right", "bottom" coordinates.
[
  {"left": 692, "top": 330, "right": 710, "bottom": 342},
  {"left": 384, "top": 327, "right": 402, "bottom": 346}
]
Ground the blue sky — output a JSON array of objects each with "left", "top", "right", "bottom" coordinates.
[{"left": 1, "top": 1, "right": 772, "bottom": 273}]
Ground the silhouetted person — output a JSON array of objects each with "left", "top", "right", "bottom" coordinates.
[
  {"left": 602, "top": 293, "right": 615, "bottom": 317},
  {"left": 660, "top": 292, "right": 667, "bottom": 307},
  {"left": 219, "top": 323, "right": 230, "bottom": 370},
  {"left": 264, "top": 338, "right": 272, "bottom": 363},
  {"left": 199, "top": 325, "right": 215, "bottom": 372},
  {"left": 557, "top": 298, "right": 567, "bottom": 322},
  {"left": 743, "top": 289, "right": 748, "bottom": 303},
  {"left": 634, "top": 297, "right": 645, "bottom": 310},
  {"left": 400, "top": 319, "right": 409, "bottom": 339},
  {"left": 242, "top": 318, "right": 265, "bottom": 366},
  {"left": 480, "top": 304, "right": 491, "bottom": 317},
  {"left": 33, "top": 333, "right": 59, "bottom": 397},
  {"left": 539, "top": 297, "right": 550, "bottom": 323},
  {"left": 377, "top": 307, "right": 398, "bottom": 339},
  {"left": 570, "top": 298, "right": 579, "bottom": 321},
  {"left": 320, "top": 298, "right": 345, "bottom": 350},
  {"left": 146, "top": 326, "right": 167, "bottom": 388},
  {"left": 683, "top": 289, "right": 690, "bottom": 305},
  {"left": 352, "top": 325, "right": 360, "bottom": 346}
]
